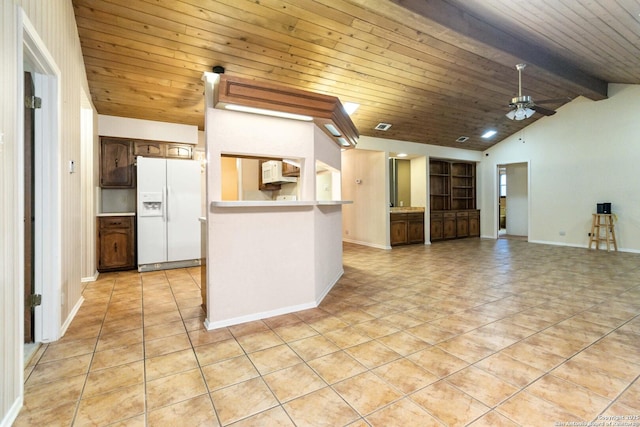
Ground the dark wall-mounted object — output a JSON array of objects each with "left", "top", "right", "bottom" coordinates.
[{"left": 213, "top": 65, "right": 225, "bottom": 74}]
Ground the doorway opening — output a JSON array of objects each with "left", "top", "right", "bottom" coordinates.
[
  {"left": 24, "top": 71, "right": 36, "bottom": 361},
  {"left": 498, "top": 166, "right": 506, "bottom": 237},
  {"left": 497, "top": 162, "right": 529, "bottom": 241},
  {"left": 21, "top": 11, "right": 62, "bottom": 364}
]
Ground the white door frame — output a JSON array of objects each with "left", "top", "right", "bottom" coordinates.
[
  {"left": 495, "top": 161, "right": 531, "bottom": 240},
  {"left": 20, "top": 10, "right": 62, "bottom": 343}
]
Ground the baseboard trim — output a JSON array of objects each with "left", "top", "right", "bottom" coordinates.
[
  {"left": 1, "top": 396, "right": 23, "bottom": 427},
  {"left": 343, "top": 238, "right": 390, "bottom": 250},
  {"left": 60, "top": 296, "right": 84, "bottom": 338},
  {"left": 138, "top": 259, "right": 201, "bottom": 272},
  {"left": 204, "top": 301, "right": 318, "bottom": 330},
  {"left": 315, "top": 269, "right": 344, "bottom": 306},
  {"left": 81, "top": 271, "right": 99, "bottom": 283},
  {"left": 528, "top": 239, "right": 640, "bottom": 254}
]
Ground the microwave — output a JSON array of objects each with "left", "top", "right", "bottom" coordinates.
[{"left": 261, "top": 160, "right": 297, "bottom": 184}]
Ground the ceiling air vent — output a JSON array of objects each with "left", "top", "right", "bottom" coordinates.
[
  {"left": 456, "top": 136, "right": 469, "bottom": 143},
  {"left": 374, "top": 123, "right": 392, "bottom": 131}
]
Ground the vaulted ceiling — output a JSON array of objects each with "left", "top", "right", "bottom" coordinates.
[{"left": 73, "top": 0, "right": 640, "bottom": 151}]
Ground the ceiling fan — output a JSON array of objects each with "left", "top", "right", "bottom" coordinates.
[{"left": 505, "top": 63, "right": 564, "bottom": 120}]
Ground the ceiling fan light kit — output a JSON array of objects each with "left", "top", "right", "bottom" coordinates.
[
  {"left": 506, "top": 105, "right": 535, "bottom": 120},
  {"left": 505, "top": 63, "right": 556, "bottom": 121}
]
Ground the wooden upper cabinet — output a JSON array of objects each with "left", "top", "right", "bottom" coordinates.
[
  {"left": 429, "top": 160, "right": 451, "bottom": 211},
  {"left": 165, "top": 144, "right": 193, "bottom": 159},
  {"left": 134, "top": 141, "right": 164, "bottom": 157},
  {"left": 429, "top": 159, "right": 476, "bottom": 211},
  {"left": 282, "top": 161, "right": 300, "bottom": 177},
  {"left": 451, "top": 162, "right": 476, "bottom": 210},
  {"left": 134, "top": 141, "right": 193, "bottom": 159},
  {"left": 100, "top": 138, "right": 134, "bottom": 188},
  {"left": 101, "top": 136, "right": 195, "bottom": 188}
]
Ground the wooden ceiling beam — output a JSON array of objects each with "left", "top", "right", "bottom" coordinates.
[{"left": 389, "top": 0, "right": 608, "bottom": 100}]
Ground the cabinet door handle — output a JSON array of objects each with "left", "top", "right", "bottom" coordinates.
[
  {"left": 111, "top": 222, "right": 122, "bottom": 225},
  {"left": 114, "top": 158, "right": 119, "bottom": 167},
  {"left": 114, "top": 242, "right": 118, "bottom": 253}
]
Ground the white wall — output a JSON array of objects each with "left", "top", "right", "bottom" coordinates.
[
  {"left": 80, "top": 92, "right": 98, "bottom": 282},
  {"left": 1, "top": 1, "right": 95, "bottom": 425},
  {"left": 480, "top": 84, "right": 640, "bottom": 251},
  {"left": 205, "top": 107, "right": 345, "bottom": 328},
  {"left": 505, "top": 163, "right": 528, "bottom": 236},
  {"left": 410, "top": 156, "right": 427, "bottom": 208},
  {"left": 313, "top": 126, "right": 344, "bottom": 299},
  {"left": 98, "top": 114, "right": 198, "bottom": 144},
  {"left": 341, "top": 148, "right": 389, "bottom": 248}
]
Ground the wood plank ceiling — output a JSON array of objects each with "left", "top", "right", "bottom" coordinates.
[{"left": 73, "top": 0, "right": 640, "bottom": 151}]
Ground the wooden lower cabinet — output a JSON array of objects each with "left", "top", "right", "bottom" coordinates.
[
  {"left": 408, "top": 213, "right": 424, "bottom": 244},
  {"left": 431, "top": 210, "right": 480, "bottom": 241},
  {"left": 469, "top": 210, "right": 480, "bottom": 237},
  {"left": 443, "top": 212, "right": 457, "bottom": 239},
  {"left": 390, "top": 211, "right": 425, "bottom": 246},
  {"left": 430, "top": 213, "right": 443, "bottom": 240},
  {"left": 97, "top": 216, "right": 136, "bottom": 272},
  {"left": 390, "top": 215, "right": 409, "bottom": 246},
  {"left": 456, "top": 211, "right": 469, "bottom": 237}
]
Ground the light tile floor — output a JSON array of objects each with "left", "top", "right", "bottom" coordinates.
[{"left": 15, "top": 239, "right": 640, "bottom": 426}]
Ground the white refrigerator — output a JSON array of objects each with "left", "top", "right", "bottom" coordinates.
[{"left": 136, "top": 156, "right": 201, "bottom": 271}]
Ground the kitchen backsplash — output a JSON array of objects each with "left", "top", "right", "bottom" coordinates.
[{"left": 101, "top": 188, "right": 136, "bottom": 213}]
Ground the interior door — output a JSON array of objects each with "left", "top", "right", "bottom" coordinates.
[
  {"left": 166, "top": 159, "right": 201, "bottom": 262},
  {"left": 24, "top": 72, "right": 35, "bottom": 343}
]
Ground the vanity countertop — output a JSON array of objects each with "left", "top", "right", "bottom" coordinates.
[
  {"left": 390, "top": 207, "right": 425, "bottom": 214},
  {"left": 96, "top": 212, "right": 136, "bottom": 217}
]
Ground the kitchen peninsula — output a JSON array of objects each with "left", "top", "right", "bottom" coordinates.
[{"left": 202, "top": 73, "right": 357, "bottom": 329}]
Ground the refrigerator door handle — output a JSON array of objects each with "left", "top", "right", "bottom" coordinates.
[
  {"left": 163, "top": 186, "right": 168, "bottom": 222},
  {"left": 167, "top": 186, "right": 173, "bottom": 222}
]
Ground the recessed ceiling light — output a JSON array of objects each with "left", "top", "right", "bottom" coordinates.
[
  {"left": 337, "top": 137, "right": 351, "bottom": 147},
  {"left": 396, "top": 153, "right": 408, "bottom": 158},
  {"left": 482, "top": 130, "right": 497, "bottom": 139},
  {"left": 343, "top": 102, "right": 360, "bottom": 115},
  {"left": 375, "top": 123, "right": 392, "bottom": 131},
  {"left": 324, "top": 123, "right": 341, "bottom": 137},
  {"left": 456, "top": 136, "right": 469, "bottom": 143}
]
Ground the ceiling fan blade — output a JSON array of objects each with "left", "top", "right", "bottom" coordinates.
[
  {"left": 534, "top": 97, "right": 572, "bottom": 104},
  {"left": 531, "top": 105, "right": 556, "bottom": 116}
]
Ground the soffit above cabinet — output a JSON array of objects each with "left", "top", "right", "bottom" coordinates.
[{"left": 215, "top": 75, "right": 359, "bottom": 149}]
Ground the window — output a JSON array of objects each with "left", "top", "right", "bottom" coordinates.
[{"left": 500, "top": 170, "right": 507, "bottom": 197}]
